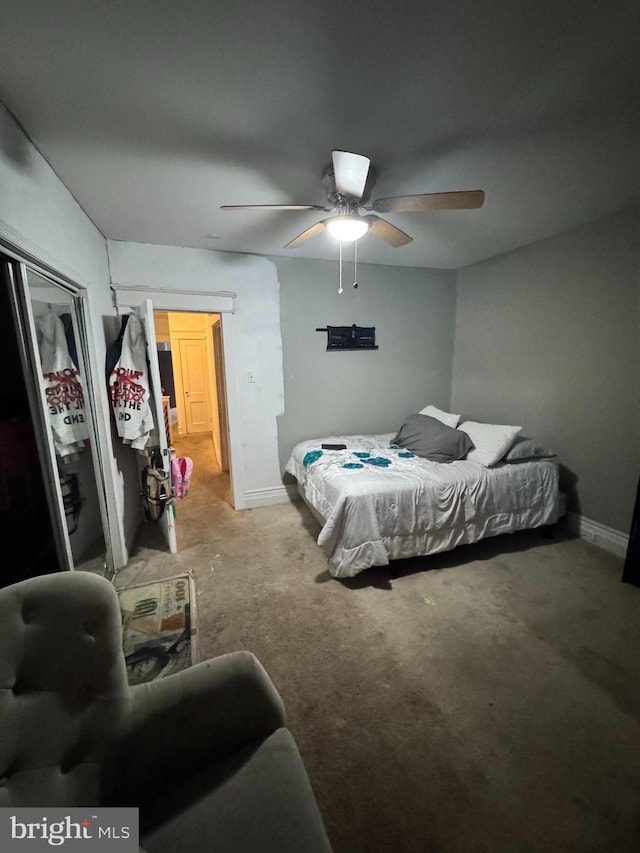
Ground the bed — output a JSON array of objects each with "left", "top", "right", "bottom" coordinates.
[{"left": 285, "top": 414, "right": 560, "bottom": 579}]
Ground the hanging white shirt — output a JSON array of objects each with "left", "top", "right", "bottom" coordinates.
[
  {"left": 108, "top": 314, "right": 155, "bottom": 450},
  {"left": 36, "top": 313, "right": 89, "bottom": 458}
]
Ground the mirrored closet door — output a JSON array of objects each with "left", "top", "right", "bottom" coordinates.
[{"left": 2, "top": 256, "right": 111, "bottom": 581}]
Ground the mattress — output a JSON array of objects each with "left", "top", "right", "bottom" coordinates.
[{"left": 285, "top": 433, "right": 560, "bottom": 579}]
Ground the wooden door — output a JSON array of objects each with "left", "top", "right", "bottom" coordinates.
[
  {"left": 138, "top": 300, "right": 177, "bottom": 554},
  {"left": 212, "top": 318, "right": 230, "bottom": 471},
  {"left": 179, "top": 337, "right": 210, "bottom": 434}
]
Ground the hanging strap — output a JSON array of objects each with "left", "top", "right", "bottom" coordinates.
[
  {"left": 60, "top": 473, "right": 82, "bottom": 534},
  {"left": 141, "top": 449, "right": 170, "bottom": 521}
]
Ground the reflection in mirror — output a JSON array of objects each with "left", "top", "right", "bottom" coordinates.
[
  {"left": 0, "top": 263, "right": 60, "bottom": 586},
  {"left": 26, "top": 269, "right": 108, "bottom": 575}
]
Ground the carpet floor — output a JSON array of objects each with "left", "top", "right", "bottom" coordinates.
[{"left": 114, "top": 433, "right": 640, "bottom": 853}]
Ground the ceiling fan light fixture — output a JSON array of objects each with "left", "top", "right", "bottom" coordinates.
[
  {"left": 326, "top": 215, "right": 370, "bottom": 243},
  {"left": 222, "top": 150, "right": 484, "bottom": 250}
]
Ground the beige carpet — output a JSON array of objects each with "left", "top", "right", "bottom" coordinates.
[{"left": 116, "top": 434, "right": 640, "bottom": 853}]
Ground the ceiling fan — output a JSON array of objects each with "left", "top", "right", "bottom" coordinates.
[{"left": 220, "top": 150, "right": 485, "bottom": 249}]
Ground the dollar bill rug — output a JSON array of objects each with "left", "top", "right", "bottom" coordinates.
[{"left": 117, "top": 573, "right": 198, "bottom": 685}]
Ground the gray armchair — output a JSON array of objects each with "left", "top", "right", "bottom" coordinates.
[{"left": 0, "top": 571, "right": 332, "bottom": 852}]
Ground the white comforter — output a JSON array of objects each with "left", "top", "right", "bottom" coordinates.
[{"left": 285, "top": 433, "right": 560, "bottom": 578}]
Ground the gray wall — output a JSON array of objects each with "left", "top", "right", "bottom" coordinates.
[
  {"left": 451, "top": 208, "right": 639, "bottom": 533},
  {"left": 275, "top": 257, "right": 456, "bottom": 472}
]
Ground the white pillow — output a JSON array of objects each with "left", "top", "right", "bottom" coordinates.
[
  {"left": 418, "top": 404, "right": 460, "bottom": 429},
  {"left": 458, "top": 421, "right": 522, "bottom": 466}
]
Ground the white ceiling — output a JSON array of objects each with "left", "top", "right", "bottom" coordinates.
[{"left": 0, "top": 0, "right": 638, "bottom": 269}]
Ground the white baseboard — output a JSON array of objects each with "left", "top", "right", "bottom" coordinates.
[
  {"left": 566, "top": 512, "right": 629, "bottom": 557},
  {"left": 243, "top": 484, "right": 297, "bottom": 509}
]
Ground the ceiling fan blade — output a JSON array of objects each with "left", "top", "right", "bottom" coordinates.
[
  {"left": 372, "top": 190, "right": 485, "bottom": 213},
  {"left": 221, "top": 203, "right": 327, "bottom": 211},
  {"left": 284, "top": 220, "right": 327, "bottom": 249},
  {"left": 332, "top": 150, "right": 371, "bottom": 200},
  {"left": 362, "top": 214, "right": 412, "bottom": 247}
]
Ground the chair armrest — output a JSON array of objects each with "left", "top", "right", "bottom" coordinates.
[{"left": 101, "top": 650, "right": 286, "bottom": 805}]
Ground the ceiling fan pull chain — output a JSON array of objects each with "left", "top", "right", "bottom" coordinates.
[
  {"left": 353, "top": 240, "right": 358, "bottom": 288},
  {"left": 338, "top": 242, "right": 343, "bottom": 294}
]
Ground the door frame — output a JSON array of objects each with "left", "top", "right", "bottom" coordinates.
[
  {"left": 622, "top": 476, "right": 640, "bottom": 587},
  {"left": 112, "top": 287, "right": 238, "bottom": 508},
  {"left": 176, "top": 333, "right": 212, "bottom": 436},
  {"left": 161, "top": 310, "right": 228, "bottom": 470},
  {"left": 212, "top": 317, "right": 230, "bottom": 472}
]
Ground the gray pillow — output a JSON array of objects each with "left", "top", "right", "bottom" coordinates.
[
  {"left": 504, "top": 436, "right": 555, "bottom": 463},
  {"left": 392, "top": 414, "right": 475, "bottom": 463}
]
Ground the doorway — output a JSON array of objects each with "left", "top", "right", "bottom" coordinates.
[{"left": 153, "top": 310, "right": 232, "bottom": 512}]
